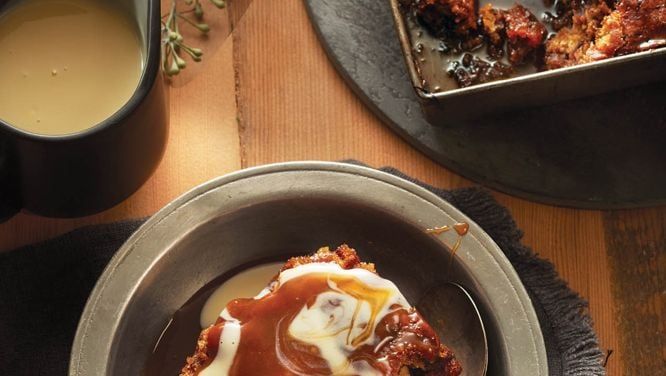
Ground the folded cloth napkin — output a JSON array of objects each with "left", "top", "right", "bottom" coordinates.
[{"left": 0, "top": 166, "right": 606, "bottom": 375}]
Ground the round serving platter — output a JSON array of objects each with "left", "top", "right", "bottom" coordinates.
[
  {"left": 70, "top": 162, "right": 547, "bottom": 375},
  {"left": 304, "top": 1, "right": 666, "bottom": 209}
]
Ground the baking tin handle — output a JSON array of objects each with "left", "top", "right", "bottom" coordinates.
[{"left": 0, "top": 142, "right": 20, "bottom": 223}]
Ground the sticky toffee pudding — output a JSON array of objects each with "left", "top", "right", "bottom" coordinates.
[
  {"left": 179, "top": 245, "right": 462, "bottom": 376},
  {"left": 400, "top": 0, "right": 666, "bottom": 88}
]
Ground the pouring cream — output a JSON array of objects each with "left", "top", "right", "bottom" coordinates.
[{"left": 0, "top": 0, "right": 143, "bottom": 135}]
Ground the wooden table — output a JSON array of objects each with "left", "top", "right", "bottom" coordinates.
[{"left": 1, "top": 1, "right": 663, "bottom": 374}]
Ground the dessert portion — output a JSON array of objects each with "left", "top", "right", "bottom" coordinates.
[
  {"left": 400, "top": 0, "right": 666, "bottom": 87},
  {"left": 480, "top": 4, "right": 507, "bottom": 58},
  {"left": 543, "top": 0, "right": 613, "bottom": 69},
  {"left": 545, "top": 0, "right": 666, "bottom": 68},
  {"left": 415, "top": 0, "right": 478, "bottom": 37},
  {"left": 180, "top": 245, "right": 462, "bottom": 376},
  {"left": 503, "top": 5, "right": 548, "bottom": 65}
]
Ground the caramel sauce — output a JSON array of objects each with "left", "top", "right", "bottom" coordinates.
[
  {"left": 453, "top": 222, "right": 469, "bottom": 236},
  {"left": 426, "top": 225, "right": 451, "bottom": 236},
  {"left": 202, "top": 272, "right": 440, "bottom": 375},
  {"left": 427, "top": 222, "right": 469, "bottom": 272},
  {"left": 144, "top": 258, "right": 292, "bottom": 376}
]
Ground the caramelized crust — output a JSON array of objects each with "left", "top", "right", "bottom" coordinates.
[
  {"left": 545, "top": 0, "right": 666, "bottom": 68},
  {"left": 378, "top": 308, "right": 463, "bottom": 376},
  {"left": 544, "top": 1, "right": 613, "bottom": 68},
  {"left": 599, "top": 0, "right": 666, "bottom": 55},
  {"left": 503, "top": 5, "right": 547, "bottom": 65},
  {"left": 415, "top": 0, "right": 477, "bottom": 37},
  {"left": 480, "top": 4, "right": 506, "bottom": 58},
  {"left": 282, "top": 244, "right": 376, "bottom": 273},
  {"left": 584, "top": 7, "right": 624, "bottom": 60},
  {"left": 180, "top": 245, "right": 462, "bottom": 376},
  {"left": 181, "top": 327, "right": 213, "bottom": 376}
]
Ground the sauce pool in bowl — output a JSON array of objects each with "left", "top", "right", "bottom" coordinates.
[{"left": 145, "top": 261, "right": 284, "bottom": 376}]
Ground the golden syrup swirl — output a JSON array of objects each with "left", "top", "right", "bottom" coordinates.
[{"left": 330, "top": 275, "right": 393, "bottom": 347}]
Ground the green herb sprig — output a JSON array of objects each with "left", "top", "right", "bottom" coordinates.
[{"left": 161, "top": 0, "right": 226, "bottom": 76}]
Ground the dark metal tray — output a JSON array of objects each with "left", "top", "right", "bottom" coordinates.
[
  {"left": 389, "top": 0, "right": 666, "bottom": 123},
  {"left": 304, "top": 0, "right": 666, "bottom": 209}
]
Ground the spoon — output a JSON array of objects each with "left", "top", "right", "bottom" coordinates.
[{"left": 417, "top": 282, "right": 488, "bottom": 376}]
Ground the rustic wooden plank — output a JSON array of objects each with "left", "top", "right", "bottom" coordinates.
[
  {"left": 0, "top": 8, "right": 240, "bottom": 252},
  {"left": 232, "top": 0, "right": 467, "bottom": 188},
  {"left": 1, "top": 2, "right": 661, "bottom": 376},
  {"left": 604, "top": 208, "right": 666, "bottom": 375},
  {"left": 233, "top": 0, "right": 623, "bottom": 374}
]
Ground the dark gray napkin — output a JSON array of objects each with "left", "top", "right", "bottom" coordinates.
[{"left": 0, "top": 167, "right": 606, "bottom": 375}]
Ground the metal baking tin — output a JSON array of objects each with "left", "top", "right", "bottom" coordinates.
[
  {"left": 389, "top": 0, "right": 666, "bottom": 124},
  {"left": 69, "top": 162, "right": 548, "bottom": 375}
]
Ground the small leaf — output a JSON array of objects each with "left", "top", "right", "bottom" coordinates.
[
  {"left": 167, "top": 57, "right": 181, "bottom": 76},
  {"left": 182, "top": 43, "right": 204, "bottom": 57},
  {"left": 160, "top": 0, "right": 227, "bottom": 75},
  {"left": 182, "top": 44, "right": 204, "bottom": 59},
  {"left": 174, "top": 53, "right": 187, "bottom": 68},
  {"left": 210, "top": 0, "right": 226, "bottom": 9},
  {"left": 195, "top": 22, "right": 210, "bottom": 33}
]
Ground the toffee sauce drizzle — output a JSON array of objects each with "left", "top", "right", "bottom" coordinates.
[
  {"left": 426, "top": 222, "right": 469, "bottom": 271},
  {"left": 144, "top": 258, "right": 290, "bottom": 376},
  {"left": 201, "top": 273, "right": 443, "bottom": 375}
]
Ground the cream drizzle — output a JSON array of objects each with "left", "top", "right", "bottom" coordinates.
[
  {"left": 199, "top": 320, "right": 240, "bottom": 376},
  {"left": 202, "top": 262, "right": 411, "bottom": 376}
]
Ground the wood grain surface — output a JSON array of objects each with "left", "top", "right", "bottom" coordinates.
[
  {"left": 604, "top": 209, "right": 666, "bottom": 375},
  {"left": 1, "top": 1, "right": 664, "bottom": 374},
  {"left": 0, "top": 1, "right": 240, "bottom": 250}
]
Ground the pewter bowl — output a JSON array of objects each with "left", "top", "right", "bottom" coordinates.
[{"left": 69, "top": 161, "right": 547, "bottom": 375}]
